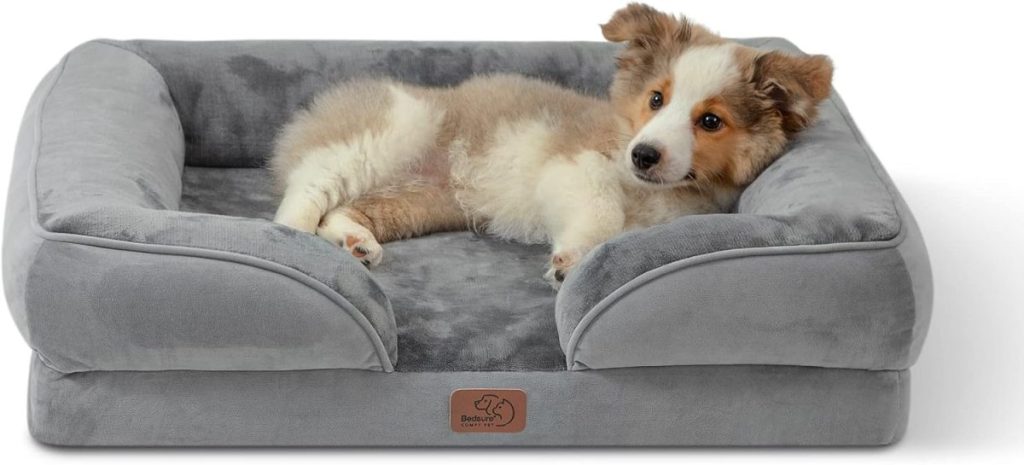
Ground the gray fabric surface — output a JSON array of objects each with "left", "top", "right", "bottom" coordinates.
[
  {"left": 555, "top": 39, "right": 932, "bottom": 371},
  {"left": 567, "top": 244, "right": 916, "bottom": 371},
  {"left": 118, "top": 40, "right": 621, "bottom": 168},
  {"left": 28, "top": 355, "right": 909, "bottom": 446},
  {"left": 182, "top": 166, "right": 564, "bottom": 371},
  {"left": 4, "top": 38, "right": 931, "bottom": 375},
  {"left": 5, "top": 41, "right": 396, "bottom": 372},
  {"left": 377, "top": 233, "right": 562, "bottom": 371},
  {"left": 4, "top": 36, "right": 932, "bottom": 448},
  {"left": 27, "top": 240, "right": 388, "bottom": 372}
]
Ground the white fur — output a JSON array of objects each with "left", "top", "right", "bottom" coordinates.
[
  {"left": 628, "top": 43, "right": 740, "bottom": 184},
  {"left": 273, "top": 71, "right": 734, "bottom": 285},
  {"left": 317, "top": 208, "right": 383, "bottom": 266},
  {"left": 451, "top": 119, "right": 629, "bottom": 256},
  {"left": 273, "top": 86, "right": 445, "bottom": 232},
  {"left": 537, "top": 150, "right": 625, "bottom": 253},
  {"left": 450, "top": 118, "right": 555, "bottom": 243}
]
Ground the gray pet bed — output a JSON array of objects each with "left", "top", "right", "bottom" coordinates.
[{"left": 3, "top": 38, "right": 931, "bottom": 446}]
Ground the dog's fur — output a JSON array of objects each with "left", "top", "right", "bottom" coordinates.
[{"left": 270, "top": 3, "right": 833, "bottom": 287}]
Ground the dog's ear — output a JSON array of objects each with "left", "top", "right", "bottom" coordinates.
[
  {"left": 751, "top": 51, "right": 834, "bottom": 134},
  {"left": 601, "top": 3, "right": 690, "bottom": 54}
]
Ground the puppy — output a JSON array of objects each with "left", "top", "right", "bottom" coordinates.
[{"left": 271, "top": 3, "right": 833, "bottom": 287}]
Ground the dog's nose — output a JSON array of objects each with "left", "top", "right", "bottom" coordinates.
[{"left": 631, "top": 144, "right": 661, "bottom": 170}]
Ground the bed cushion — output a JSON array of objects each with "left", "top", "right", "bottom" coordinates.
[
  {"left": 27, "top": 355, "right": 910, "bottom": 446},
  {"left": 4, "top": 38, "right": 930, "bottom": 375},
  {"left": 5, "top": 42, "right": 396, "bottom": 373},
  {"left": 556, "top": 70, "right": 933, "bottom": 371}
]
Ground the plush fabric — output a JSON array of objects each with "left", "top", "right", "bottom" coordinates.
[
  {"left": 182, "top": 166, "right": 564, "bottom": 371},
  {"left": 116, "top": 40, "right": 624, "bottom": 168},
  {"left": 28, "top": 355, "right": 909, "bottom": 446},
  {"left": 6, "top": 41, "right": 397, "bottom": 372},
  {"left": 556, "top": 81, "right": 932, "bottom": 371},
  {"left": 4, "top": 38, "right": 931, "bottom": 374},
  {"left": 3, "top": 36, "right": 932, "bottom": 447}
]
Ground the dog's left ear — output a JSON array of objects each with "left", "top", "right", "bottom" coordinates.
[
  {"left": 751, "top": 51, "right": 834, "bottom": 134},
  {"left": 601, "top": 3, "right": 690, "bottom": 56}
]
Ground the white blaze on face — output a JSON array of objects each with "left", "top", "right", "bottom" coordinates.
[{"left": 629, "top": 43, "right": 740, "bottom": 184}]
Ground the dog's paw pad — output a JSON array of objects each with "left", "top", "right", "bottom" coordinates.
[
  {"left": 550, "top": 251, "right": 580, "bottom": 271},
  {"left": 318, "top": 224, "right": 384, "bottom": 267},
  {"left": 551, "top": 254, "right": 570, "bottom": 268},
  {"left": 343, "top": 236, "right": 383, "bottom": 267},
  {"left": 544, "top": 253, "right": 577, "bottom": 290},
  {"left": 543, "top": 267, "right": 563, "bottom": 290}
]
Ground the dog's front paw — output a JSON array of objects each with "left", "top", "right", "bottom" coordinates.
[
  {"left": 317, "top": 214, "right": 384, "bottom": 267},
  {"left": 342, "top": 233, "right": 384, "bottom": 267},
  {"left": 544, "top": 250, "right": 582, "bottom": 290}
]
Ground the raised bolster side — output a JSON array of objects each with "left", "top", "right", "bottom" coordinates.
[{"left": 5, "top": 41, "right": 396, "bottom": 372}]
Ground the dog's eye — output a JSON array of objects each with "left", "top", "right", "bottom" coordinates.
[
  {"left": 699, "top": 113, "right": 723, "bottom": 131},
  {"left": 649, "top": 91, "right": 664, "bottom": 110}
]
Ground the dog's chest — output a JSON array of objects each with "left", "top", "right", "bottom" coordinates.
[{"left": 623, "top": 186, "right": 736, "bottom": 229}]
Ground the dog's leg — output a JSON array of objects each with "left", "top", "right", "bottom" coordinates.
[
  {"left": 273, "top": 85, "right": 445, "bottom": 233},
  {"left": 273, "top": 144, "right": 364, "bottom": 234},
  {"left": 537, "top": 152, "right": 626, "bottom": 288},
  {"left": 317, "top": 183, "right": 467, "bottom": 266}
]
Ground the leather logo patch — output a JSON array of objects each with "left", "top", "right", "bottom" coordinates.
[{"left": 450, "top": 389, "right": 526, "bottom": 433}]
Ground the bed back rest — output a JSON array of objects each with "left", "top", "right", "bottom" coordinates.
[
  {"left": 118, "top": 38, "right": 909, "bottom": 239},
  {"left": 119, "top": 40, "right": 620, "bottom": 168}
]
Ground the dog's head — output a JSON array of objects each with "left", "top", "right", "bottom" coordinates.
[{"left": 603, "top": 3, "right": 833, "bottom": 188}]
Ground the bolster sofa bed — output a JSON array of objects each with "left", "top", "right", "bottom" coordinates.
[{"left": 2, "top": 38, "right": 931, "bottom": 446}]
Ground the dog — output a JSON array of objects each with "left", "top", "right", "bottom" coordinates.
[{"left": 270, "top": 3, "right": 833, "bottom": 287}]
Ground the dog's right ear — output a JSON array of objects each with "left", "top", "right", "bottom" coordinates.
[{"left": 601, "top": 3, "right": 689, "bottom": 52}]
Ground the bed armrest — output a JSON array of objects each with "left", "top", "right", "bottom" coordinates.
[
  {"left": 3, "top": 41, "right": 396, "bottom": 373},
  {"left": 556, "top": 57, "right": 932, "bottom": 371}
]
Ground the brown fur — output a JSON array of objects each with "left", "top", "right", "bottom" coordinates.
[
  {"left": 602, "top": 3, "right": 722, "bottom": 120},
  {"left": 340, "top": 183, "right": 467, "bottom": 243},
  {"left": 272, "top": 3, "right": 834, "bottom": 282},
  {"left": 603, "top": 4, "right": 833, "bottom": 188},
  {"left": 270, "top": 80, "right": 394, "bottom": 190}
]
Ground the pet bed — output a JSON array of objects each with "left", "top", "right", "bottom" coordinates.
[{"left": 3, "top": 38, "right": 931, "bottom": 446}]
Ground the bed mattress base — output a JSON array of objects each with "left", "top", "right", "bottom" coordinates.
[{"left": 28, "top": 355, "right": 909, "bottom": 447}]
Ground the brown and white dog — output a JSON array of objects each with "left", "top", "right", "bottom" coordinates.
[{"left": 271, "top": 3, "right": 833, "bottom": 287}]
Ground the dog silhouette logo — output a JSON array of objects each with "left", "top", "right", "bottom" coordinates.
[
  {"left": 450, "top": 389, "right": 526, "bottom": 433},
  {"left": 473, "top": 394, "right": 516, "bottom": 427}
]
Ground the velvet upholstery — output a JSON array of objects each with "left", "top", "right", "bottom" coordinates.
[
  {"left": 119, "top": 40, "right": 623, "bottom": 168},
  {"left": 556, "top": 91, "right": 932, "bottom": 371},
  {"left": 181, "top": 167, "right": 563, "bottom": 372},
  {"left": 3, "top": 37, "right": 931, "bottom": 446},
  {"left": 5, "top": 41, "right": 396, "bottom": 373},
  {"left": 28, "top": 355, "right": 909, "bottom": 446},
  {"left": 4, "top": 38, "right": 932, "bottom": 373}
]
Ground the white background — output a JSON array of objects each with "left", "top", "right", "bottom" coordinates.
[{"left": 0, "top": 0, "right": 1021, "bottom": 463}]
